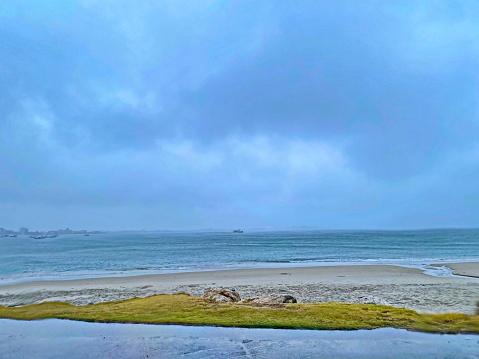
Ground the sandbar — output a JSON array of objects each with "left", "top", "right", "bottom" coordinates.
[{"left": 442, "top": 262, "right": 479, "bottom": 278}]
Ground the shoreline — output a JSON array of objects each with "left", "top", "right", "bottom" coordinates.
[
  {"left": 2, "top": 259, "right": 478, "bottom": 286},
  {"left": 1, "top": 263, "right": 478, "bottom": 315},
  {"left": 439, "top": 262, "right": 479, "bottom": 279}
]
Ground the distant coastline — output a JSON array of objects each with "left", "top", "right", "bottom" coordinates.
[{"left": 0, "top": 227, "right": 103, "bottom": 238}]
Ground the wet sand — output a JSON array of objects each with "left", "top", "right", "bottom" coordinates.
[
  {"left": 442, "top": 262, "right": 479, "bottom": 278},
  {"left": 1, "top": 264, "right": 478, "bottom": 314}
]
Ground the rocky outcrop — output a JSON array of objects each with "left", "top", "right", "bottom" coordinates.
[
  {"left": 241, "top": 294, "right": 297, "bottom": 304},
  {"left": 202, "top": 288, "right": 241, "bottom": 302}
]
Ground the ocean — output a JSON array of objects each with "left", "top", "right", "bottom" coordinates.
[{"left": 1, "top": 229, "right": 478, "bottom": 284}]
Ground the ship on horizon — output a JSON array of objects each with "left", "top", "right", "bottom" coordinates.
[{"left": 232, "top": 229, "right": 243, "bottom": 233}]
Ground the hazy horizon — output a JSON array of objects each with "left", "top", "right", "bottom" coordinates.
[
  {"left": 3, "top": 225, "right": 479, "bottom": 234},
  {"left": 1, "top": 1, "right": 478, "bottom": 230}
]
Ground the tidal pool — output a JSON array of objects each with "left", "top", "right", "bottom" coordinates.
[{"left": 0, "top": 319, "right": 478, "bottom": 358}]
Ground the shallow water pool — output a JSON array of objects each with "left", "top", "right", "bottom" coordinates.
[{"left": 0, "top": 319, "right": 478, "bottom": 358}]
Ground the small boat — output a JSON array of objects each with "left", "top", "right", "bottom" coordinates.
[{"left": 232, "top": 229, "right": 243, "bottom": 233}]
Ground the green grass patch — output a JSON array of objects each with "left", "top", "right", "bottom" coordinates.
[{"left": 0, "top": 294, "right": 478, "bottom": 334}]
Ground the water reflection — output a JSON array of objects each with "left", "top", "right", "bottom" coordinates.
[{"left": 0, "top": 319, "right": 478, "bottom": 358}]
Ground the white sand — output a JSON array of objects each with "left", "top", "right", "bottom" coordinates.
[{"left": 1, "top": 264, "right": 478, "bottom": 314}]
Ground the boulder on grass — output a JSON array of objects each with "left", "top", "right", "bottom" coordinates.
[
  {"left": 202, "top": 288, "right": 241, "bottom": 302},
  {"left": 241, "top": 294, "right": 297, "bottom": 304}
]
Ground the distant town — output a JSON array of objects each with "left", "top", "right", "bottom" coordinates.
[{"left": 0, "top": 227, "right": 102, "bottom": 239}]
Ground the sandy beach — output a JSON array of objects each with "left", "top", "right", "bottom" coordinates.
[
  {"left": 1, "top": 263, "right": 478, "bottom": 315},
  {"left": 440, "top": 262, "right": 479, "bottom": 278}
]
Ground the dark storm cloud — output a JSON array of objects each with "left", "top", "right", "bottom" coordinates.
[{"left": 0, "top": 1, "right": 478, "bottom": 230}]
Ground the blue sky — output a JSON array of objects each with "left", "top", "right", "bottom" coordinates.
[{"left": 0, "top": 1, "right": 478, "bottom": 230}]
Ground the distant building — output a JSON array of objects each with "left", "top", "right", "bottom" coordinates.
[
  {"left": 0, "top": 228, "right": 14, "bottom": 236},
  {"left": 19, "top": 227, "right": 29, "bottom": 235}
]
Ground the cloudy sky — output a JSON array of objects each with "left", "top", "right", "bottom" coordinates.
[{"left": 1, "top": 1, "right": 478, "bottom": 230}]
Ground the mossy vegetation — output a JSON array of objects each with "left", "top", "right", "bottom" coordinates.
[{"left": 0, "top": 294, "right": 478, "bottom": 334}]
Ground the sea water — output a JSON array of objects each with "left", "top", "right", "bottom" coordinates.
[{"left": 0, "top": 229, "right": 478, "bottom": 284}]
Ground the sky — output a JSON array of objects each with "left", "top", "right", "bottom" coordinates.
[{"left": 0, "top": 1, "right": 478, "bottom": 231}]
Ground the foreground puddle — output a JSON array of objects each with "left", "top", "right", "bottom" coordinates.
[{"left": 0, "top": 319, "right": 478, "bottom": 358}]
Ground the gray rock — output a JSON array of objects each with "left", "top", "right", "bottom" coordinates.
[
  {"left": 202, "top": 288, "right": 241, "bottom": 302},
  {"left": 241, "top": 294, "right": 297, "bottom": 304}
]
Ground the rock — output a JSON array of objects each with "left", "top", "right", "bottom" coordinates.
[
  {"left": 202, "top": 288, "right": 241, "bottom": 302},
  {"left": 241, "top": 294, "right": 297, "bottom": 304}
]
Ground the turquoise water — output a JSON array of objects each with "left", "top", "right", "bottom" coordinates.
[{"left": 0, "top": 229, "right": 478, "bottom": 284}]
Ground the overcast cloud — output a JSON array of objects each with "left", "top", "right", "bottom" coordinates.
[{"left": 1, "top": 1, "right": 478, "bottom": 230}]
